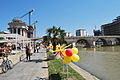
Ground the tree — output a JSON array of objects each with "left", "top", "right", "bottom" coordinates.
[
  {"left": 58, "top": 28, "right": 66, "bottom": 44},
  {"left": 46, "top": 26, "right": 66, "bottom": 51},
  {"left": 42, "top": 36, "right": 51, "bottom": 47}
]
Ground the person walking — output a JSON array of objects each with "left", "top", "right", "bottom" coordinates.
[
  {"left": 36, "top": 46, "right": 39, "bottom": 53},
  {"left": 26, "top": 46, "right": 31, "bottom": 61}
]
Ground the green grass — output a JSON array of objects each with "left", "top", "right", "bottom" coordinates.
[
  {"left": 47, "top": 51, "right": 53, "bottom": 55},
  {"left": 48, "top": 59, "right": 86, "bottom": 80}
]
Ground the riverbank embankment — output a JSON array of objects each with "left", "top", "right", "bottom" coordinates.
[
  {"left": 54, "top": 54, "right": 100, "bottom": 80},
  {"left": 69, "top": 62, "right": 100, "bottom": 80}
]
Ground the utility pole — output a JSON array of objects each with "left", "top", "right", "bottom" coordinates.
[
  {"left": 94, "top": 25, "right": 96, "bottom": 30},
  {"left": 32, "top": 21, "right": 38, "bottom": 38},
  {"left": 32, "top": 21, "right": 38, "bottom": 53}
]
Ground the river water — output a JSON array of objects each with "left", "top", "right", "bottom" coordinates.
[{"left": 75, "top": 46, "right": 120, "bottom": 80}]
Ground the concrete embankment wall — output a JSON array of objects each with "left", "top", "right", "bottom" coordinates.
[
  {"left": 69, "top": 63, "right": 100, "bottom": 80},
  {"left": 9, "top": 51, "right": 26, "bottom": 64}
]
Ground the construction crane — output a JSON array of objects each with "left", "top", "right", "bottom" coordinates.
[
  {"left": 32, "top": 21, "right": 38, "bottom": 38},
  {"left": 20, "top": 9, "right": 35, "bottom": 25}
]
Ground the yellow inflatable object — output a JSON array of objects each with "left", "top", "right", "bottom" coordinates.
[
  {"left": 64, "top": 60, "right": 71, "bottom": 64},
  {"left": 72, "top": 47, "right": 78, "bottom": 54},
  {"left": 71, "top": 54, "right": 80, "bottom": 62},
  {"left": 63, "top": 56, "right": 71, "bottom": 64}
]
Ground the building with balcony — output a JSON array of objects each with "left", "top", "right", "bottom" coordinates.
[
  {"left": 101, "top": 16, "right": 120, "bottom": 36},
  {"left": 8, "top": 17, "right": 34, "bottom": 38},
  {"left": 76, "top": 29, "right": 88, "bottom": 36}
]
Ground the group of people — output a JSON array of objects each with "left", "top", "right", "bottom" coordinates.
[{"left": 25, "top": 44, "right": 45, "bottom": 61}]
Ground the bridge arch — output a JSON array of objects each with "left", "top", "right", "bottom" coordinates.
[
  {"left": 95, "top": 38, "right": 108, "bottom": 46},
  {"left": 115, "top": 38, "right": 120, "bottom": 45},
  {"left": 65, "top": 36, "right": 120, "bottom": 47},
  {"left": 76, "top": 39, "right": 90, "bottom": 47}
]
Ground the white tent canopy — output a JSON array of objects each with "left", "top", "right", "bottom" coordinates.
[
  {"left": 0, "top": 40, "right": 8, "bottom": 43},
  {"left": 0, "top": 34, "right": 31, "bottom": 42}
]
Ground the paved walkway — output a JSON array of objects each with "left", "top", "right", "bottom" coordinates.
[{"left": 0, "top": 49, "right": 48, "bottom": 80}]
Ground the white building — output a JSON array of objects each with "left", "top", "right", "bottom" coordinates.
[
  {"left": 66, "top": 32, "right": 74, "bottom": 37},
  {"left": 0, "top": 18, "right": 35, "bottom": 53},
  {"left": 76, "top": 29, "right": 88, "bottom": 36}
]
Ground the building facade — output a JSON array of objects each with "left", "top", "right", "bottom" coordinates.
[
  {"left": 65, "top": 32, "right": 74, "bottom": 37},
  {"left": 101, "top": 16, "right": 120, "bottom": 36},
  {"left": 93, "top": 30, "right": 102, "bottom": 36},
  {"left": 76, "top": 29, "right": 88, "bottom": 36},
  {"left": 8, "top": 17, "right": 34, "bottom": 38}
]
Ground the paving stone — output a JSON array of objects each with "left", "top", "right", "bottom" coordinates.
[{"left": 0, "top": 49, "right": 48, "bottom": 80}]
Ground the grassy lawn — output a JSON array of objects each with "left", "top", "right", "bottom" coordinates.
[{"left": 48, "top": 59, "right": 86, "bottom": 80}]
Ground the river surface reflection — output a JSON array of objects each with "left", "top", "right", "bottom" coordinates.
[{"left": 75, "top": 46, "right": 120, "bottom": 80}]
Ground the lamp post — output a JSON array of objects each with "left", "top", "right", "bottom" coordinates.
[
  {"left": 32, "top": 21, "right": 38, "bottom": 53},
  {"left": 32, "top": 21, "right": 38, "bottom": 38}
]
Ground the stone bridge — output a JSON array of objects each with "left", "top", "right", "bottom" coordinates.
[{"left": 65, "top": 36, "right": 120, "bottom": 47}]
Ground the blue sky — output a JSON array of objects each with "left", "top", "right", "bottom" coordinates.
[{"left": 0, "top": 0, "right": 120, "bottom": 37}]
